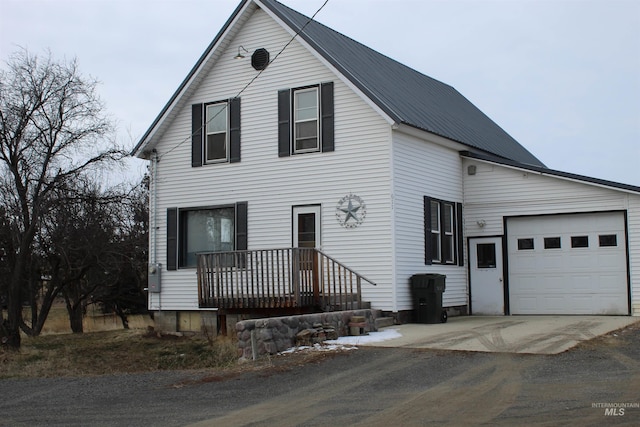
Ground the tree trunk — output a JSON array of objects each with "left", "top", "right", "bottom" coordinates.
[
  {"left": 114, "top": 304, "right": 130, "bottom": 330},
  {"left": 4, "top": 258, "right": 26, "bottom": 349},
  {"left": 65, "top": 295, "right": 84, "bottom": 334}
]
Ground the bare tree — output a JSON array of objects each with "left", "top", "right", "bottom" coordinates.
[{"left": 0, "top": 49, "right": 124, "bottom": 348}]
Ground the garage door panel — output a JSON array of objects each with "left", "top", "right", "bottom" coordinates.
[{"left": 508, "top": 212, "right": 628, "bottom": 315}]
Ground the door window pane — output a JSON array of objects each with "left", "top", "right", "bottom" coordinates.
[
  {"left": 599, "top": 234, "right": 617, "bottom": 247},
  {"left": 477, "top": 243, "right": 496, "bottom": 268},
  {"left": 297, "top": 213, "right": 316, "bottom": 248},
  {"left": 544, "top": 237, "right": 561, "bottom": 249},
  {"left": 571, "top": 236, "right": 589, "bottom": 248},
  {"left": 517, "top": 238, "right": 534, "bottom": 250}
]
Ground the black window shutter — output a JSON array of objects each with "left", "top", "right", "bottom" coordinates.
[
  {"left": 166, "top": 208, "right": 178, "bottom": 270},
  {"left": 456, "top": 202, "right": 464, "bottom": 266},
  {"left": 229, "top": 97, "right": 241, "bottom": 163},
  {"left": 191, "top": 104, "right": 203, "bottom": 167},
  {"left": 424, "top": 197, "right": 433, "bottom": 265},
  {"left": 278, "top": 89, "right": 291, "bottom": 157},
  {"left": 320, "top": 81, "right": 334, "bottom": 152},
  {"left": 235, "top": 202, "right": 248, "bottom": 251}
]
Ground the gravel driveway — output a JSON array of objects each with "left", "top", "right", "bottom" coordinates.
[{"left": 1, "top": 322, "right": 639, "bottom": 426}]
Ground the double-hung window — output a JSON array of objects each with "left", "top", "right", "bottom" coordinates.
[
  {"left": 278, "top": 82, "right": 334, "bottom": 156},
  {"left": 205, "top": 102, "right": 228, "bottom": 162},
  {"left": 425, "top": 197, "right": 463, "bottom": 266},
  {"left": 293, "top": 87, "right": 319, "bottom": 153},
  {"left": 191, "top": 97, "right": 240, "bottom": 167}
]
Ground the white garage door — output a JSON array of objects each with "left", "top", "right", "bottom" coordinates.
[{"left": 507, "top": 212, "right": 628, "bottom": 315}]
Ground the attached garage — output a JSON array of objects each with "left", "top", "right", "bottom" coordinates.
[{"left": 507, "top": 212, "right": 629, "bottom": 315}]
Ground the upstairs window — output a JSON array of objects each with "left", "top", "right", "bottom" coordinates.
[
  {"left": 425, "top": 197, "right": 463, "bottom": 266},
  {"left": 205, "top": 102, "right": 228, "bottom": 162},
  {"left": 293, "top": 87, "right": 319, "bottom": 153},
  {"left": 191, "top": 97, "right": 241, "bottom": 167},
  {"left": 278, "top": 82, "right": 334, "bottom": 156}
]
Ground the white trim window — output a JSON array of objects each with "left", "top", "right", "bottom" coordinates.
[
  {"left": 293, "top": 87, "right": 319, "bottom": 153},
  {"left": 425, "top": 197, "right": 463, "bottom": 266},
  {"left": 443, "top": 203, "right": 455, "bottom": 262},
  {"left": 278, "top": 82, "right": 334, "bottom": 157},
  {"left": 430, "top": 200, "right": 442, "bottom": 262},
  {"left": 205, "top": 102, "right": 228, "bottom": 162}
]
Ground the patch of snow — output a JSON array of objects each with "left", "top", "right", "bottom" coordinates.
[
  {"left": 325, "top": 328, "right": 402, "bottom": 346},
  {"left": 278, "top": 329, "right": 403, "bottom": 356}
]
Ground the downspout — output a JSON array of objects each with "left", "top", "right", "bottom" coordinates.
[
  {"left": 149, "top": 149, "right": 160, "bottom": 310},
  {"left": 389, "top": 123, "right": 398, "bottom": 314}
]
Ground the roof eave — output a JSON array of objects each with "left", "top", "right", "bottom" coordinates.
[
  {"left": 461, "top": 151, "right": 640, "bottom": 195},
  {"left": 131, "top": 0, "right": 251, "bottom": 158}
]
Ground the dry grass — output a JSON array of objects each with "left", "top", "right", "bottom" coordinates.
[
  {"left": 1, "top": 305, "right": 239, "bottom": 379},
  {"left": 0, "top": 328, "right": 240, "bottom": 379}
]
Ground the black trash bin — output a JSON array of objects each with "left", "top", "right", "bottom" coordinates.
[{"left": 410, "top": 274, "right": 447, "bottom": 324}]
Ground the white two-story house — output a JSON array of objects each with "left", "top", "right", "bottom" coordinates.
[{"left": 133, "top": 0, "right": 640, "bottom": 334}]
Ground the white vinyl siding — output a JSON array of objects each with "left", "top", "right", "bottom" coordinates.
[
  {"left": 392, "top": 130, "right": 466, "bottom": 311},
  {"left": 148, "top": 9, "right": 393, "bottom": 311},
  {"left": 463, "top": 157, "right": 640, "bottom": 316}
]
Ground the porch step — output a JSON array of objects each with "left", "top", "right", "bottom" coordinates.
[{"left": 375, "top": 317, "right": 395, "bottom": 329}]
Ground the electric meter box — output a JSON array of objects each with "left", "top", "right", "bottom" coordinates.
[{"left": 148, "top": 263, "right": 162, "bottom": 293}]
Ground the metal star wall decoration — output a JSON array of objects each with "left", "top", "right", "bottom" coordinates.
[{"left": 336, "top": 193, "right": 366, "bottom": 228}]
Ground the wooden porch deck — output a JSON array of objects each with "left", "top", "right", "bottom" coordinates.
[{"left": 196, "top": 248, "right": 375, "bottom": 314}]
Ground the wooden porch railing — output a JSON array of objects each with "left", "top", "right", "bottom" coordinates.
[{"left": 196, "top": 248, "right": 376, "bottom": 311}]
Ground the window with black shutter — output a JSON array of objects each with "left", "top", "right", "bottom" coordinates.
[
  {"left": 278, "top": 81, "right": 334, "bottom": 156},
  {"left": 166, "top": 202, "right": 248, "bottom": 269},
  {"left": 424, "top": 197, "right": 463, "bottom": 266},
  {"left": 191, "top": 97, "right": 240, "bottom": 166}
]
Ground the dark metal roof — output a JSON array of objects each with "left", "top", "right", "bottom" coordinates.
[
  {"left": 461, "top": 151, "right": 640, "bottom": 194},
  {"left": 260, "top": 0, "right": 545, "bottom": 167},
  {"left": 134, "top": 0, "right": 544, "bottom": 167}
]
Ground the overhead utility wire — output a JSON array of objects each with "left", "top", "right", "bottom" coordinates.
[{"left": 157, "top": 0, "right": 330, "bottom": 161}]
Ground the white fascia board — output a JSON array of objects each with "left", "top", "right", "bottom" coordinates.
[
  {"left": 135, "top": 2, "right": 256, "bottom": 158},
  {"left": 256, "top": 0, "right": 396, "bottom": 127},
  {"left": 394, "top": 123, "right": 468, "bottom": 152},
  {"left": 464, "top": 155, "right": 640, "bottom": 197}
]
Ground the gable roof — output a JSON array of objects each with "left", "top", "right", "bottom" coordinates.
[
  {"left": 133, "top": 0, "right": 543, "bottom": 167},
  {"left": 259, "top": 0, "right": 544, "bottom": 167}
]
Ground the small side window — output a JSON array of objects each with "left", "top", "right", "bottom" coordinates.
[
  {"left": 599, "top": 234, "right": 617, "bottom": 247},
  {"left": 544, "top": 237, "right": 561, "bottom": 249},
  {"left": 571, "top": 236, "right": 589, "bottom": 248},
  {"left": 517, "top": 238, "right": 534, "bottom": 250}
]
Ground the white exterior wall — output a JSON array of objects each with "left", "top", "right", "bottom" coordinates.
[
  {"left": 392, "top": 130, "right": 466, "bottom": 311},
  {"left": 462, "top": 158, "right": 640, "bottom": 315},
  {"left": 148, "top": 8, "right": 394, "bottom": 311}
]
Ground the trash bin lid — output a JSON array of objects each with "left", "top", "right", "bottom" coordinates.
[{"left": 410, "top": 274, "right": 446, "bottom": 292}]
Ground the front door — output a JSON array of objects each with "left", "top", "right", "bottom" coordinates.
[
  {"left": 293, "top": 205, "right": 321, "bottom": 248},
  {"left": 469, "top": 237, "right": 504, "bottom": 315}
]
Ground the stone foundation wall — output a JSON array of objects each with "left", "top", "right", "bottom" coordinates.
[{"left": 236, "top": 310, "right": 376, "bottom": 360}]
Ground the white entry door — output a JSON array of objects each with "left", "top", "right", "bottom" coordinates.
[
  {"left": 470, "top": 237, "right": 504, "bottom": 315},
  {"left": 293, "top": 205, "right": 321, "bottom": 248}
]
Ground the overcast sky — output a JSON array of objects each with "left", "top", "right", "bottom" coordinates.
[{"left": 2, "top": 0, "right": 639, "bottom": 186}]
